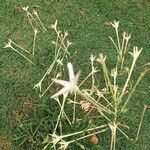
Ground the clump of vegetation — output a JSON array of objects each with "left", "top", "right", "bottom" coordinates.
[{"left": 4, "top": 6, "right": 149, "bottom": 150}]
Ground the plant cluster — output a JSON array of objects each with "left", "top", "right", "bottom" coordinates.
[{"left": 4, "top": 6, "right": 149, "bottom": 150}]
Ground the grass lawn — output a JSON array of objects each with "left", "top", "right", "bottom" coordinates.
[{"left": 0, "top": 0, "right": 150, "bottom": 149}]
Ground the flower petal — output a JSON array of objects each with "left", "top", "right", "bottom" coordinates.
[
  {"left": 53, "top": 79, "right": 69, "bottom": 86},
  {"left": 67, "top": 62, "right": 75, "bottom": 81}
]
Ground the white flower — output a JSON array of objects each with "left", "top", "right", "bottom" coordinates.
[
  {"left": 34, "top": 28, "right": 38, "bottom": 34},
  {"left": 129, "top": 46, "right": 142, "bottom": 60},
  {"left": 66, "top": 40, "right": 73, "bottom": 47},
  {"left": 64, "top": 31, "right": 68, "bottom": 37},
  {"left": 51, "top": 62, "right": 80, "bottom": 98},
  {"left": 52, "top": 40, "right": 56, "bottom": 45},
  {"left": 91, "top": 67, "right": 98, "bottom": 74},
  {"left": 50, "top": 133, "right": 62, "bottom": 145},
  {"left": 22, "top": 6, "right": 29, "bottom": 12},
  {"left": 58, "top": 140, "right": 70, "bottom": 150},
  {"left": 96, "top": 89, "right": 104, "bottom": 98},
  {"left": 50, "top": 20, "right": 58, "bottom": 31},
  {"left": 123, "top": 32, "right": 131, "bottom": 41},
  {"left": 33, "top": 81, "right": 42, "bottom": 92},
  {"left": 110, "top": 21, "right": 119, "bottom": 29},
  {"left": 4, "top": 39, "right": 12, "bottom": 48},
  {"left": 33, "top": 10, "right": 38, "bottom": 16},
  {"left": 90, "top": 54, "right": 96, "bottom": 62},
  {"left": 56, "top": 59, "right": 63, "bottom": 65},
  {"left": 96, "top": 53, "right": 106, "bottom": 64},
  {"left": 111, "top": 68, "right": 118, "bottom": 79}
]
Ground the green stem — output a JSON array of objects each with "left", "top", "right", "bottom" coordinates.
[
  {"left": 119, "top": 59, "right": 136, "bottom": 100},
  {"left": 10, "top": 46, "right": 33, "bottom": 64},
  {"left": 121, "top": 69, "right": 149, "bottom": 111},
  {"left": 76, "top": 89, "right": 112, "bottom": 121}
]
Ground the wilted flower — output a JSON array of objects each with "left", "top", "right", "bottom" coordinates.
[
  {"left": 58, "top": 140, "right": 71, "bottom": 150},
  {"left": 52, "top": 40, "right": 56, "bottom": 45},
  {"left": 56, "top": 59, "right": 63, "bottom": 66},
  {"left": 80, "top": 101, "right": 91, "bottom": 112},
  {"left": 22, "top": 6, "right": 29, "bottom": 12},
  {"left": 64, "top": 31, "right": 68, "bottom": 37},
  {"left": 96, "top": 89, "right": 104, "bottom": 98},
  {"left": 33, "top": 10, "right": 38, "bottom": 16},
  {"left": 50, "top": 133, "right": 62, "bottom": 146},
  {"left": 110, "top": 21, "right": 119, "bottom": 29},
  {"left": 111, "top": 68, "right": 118, "bottom": 79},
  {"left": 51, "top": 20, "right": 58, "bottom": 31},
  {"left": 34, "top": 28, "right": 38, "bottom": 34},
  {"left": 91, "top": 67, "right": 98, "bottom": 74},
  {"left": 90, "top": 134, "right": 99, "bottom": 144},
  {"left": 123, "top": 32, "right": 131, "bottom": 41},
  {"left": 96, "top": 53, "right": 106, "bottom": 64},
  {"left": 66, "top": 40, "right": 73, "bottom": 47},
  {"left": 129, "top": 46, "right": 142, "bottom": 60},
  {"left": 33, "top": 81, "right": 42, "bottom": 92},
  {"left": 4, "top": 39, "right": 12, "bottom": 48},
  {"left": 90, "top": 54, "right": 96, "bottom": 62}
]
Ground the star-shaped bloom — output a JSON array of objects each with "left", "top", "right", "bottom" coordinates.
[{"left": 51, "top": 62, "right": 80, "bottom": 98}]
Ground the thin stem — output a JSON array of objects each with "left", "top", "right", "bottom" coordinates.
[
  {"left": 72, "top": 93, "right": 77, "bottom": 124},
  {"left": 135, "top": 105, "right": 148, "bottom": 142},
  {"left": 115, "top": 28, "right": 121, "bottom": 53},
  {"left": 109, "top": 36, "right": 119, "bottom": 54},
  {"left": 109, "top": 122, "right": 117, "bottom": 150},
  {"left": 62, "top": 124, "right": 108, "bottom": 138},
  {"left": 55, "top": 28, "right": 68, "bottom": 53},
  {"left": 32, "top": 30, "right": 38, "bottom": 58},
  {"left": 101, "top": 61, "right": 115, "bottom": 102},
  {"left": 79, "top": 71, "right": 93, "bottom": 87},
  {"left": 54, "top": 95, "right": 67, "bottom": 133},
  {"left": 28, "top": 12, "right": 44, "bottom": 32},
  {"left": 120, "top": 37, "right": 129, "bottom": 71},
  {"left": 76, "top": 89, "right": 112, "bottom": 121},
  {"left": 11, "top": 40, "right": 29, "bottom": 54},
  {"left": 40, "top": 81, "right": 54, "bottom": 98},
  {"left": 26, "top": 12, "right": 34, "bottom": 31},
  {"left": 71, "top": 128, "right": 108, "bottom": 143},
  {"left": 121, "top": 69, "right": 149, "bottom": 111},
  {"left": 35, "top": 13, "right": 47, "bottom": 31},
  {"left": 10, "top": 46, "right": 33, "bottom": 64},
  {"left": 119, "top": 59, "right": 136, "bottom": 100}
]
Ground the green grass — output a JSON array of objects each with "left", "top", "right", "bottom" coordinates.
[{"left": 1, "top": 0, "right": 150, "bottom": 149}]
